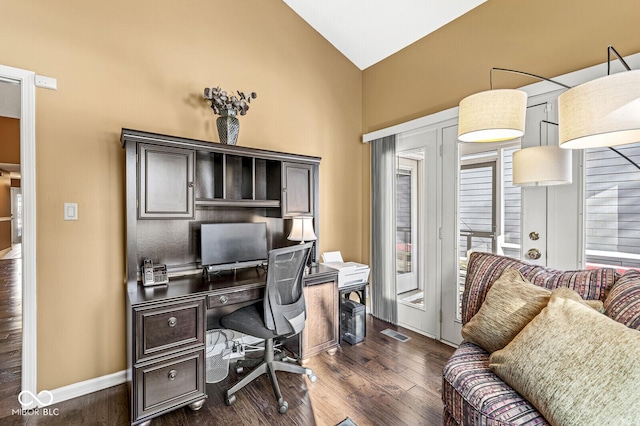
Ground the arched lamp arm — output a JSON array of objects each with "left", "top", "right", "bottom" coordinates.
[
  {"left": 490, "top": 68, "right": 571, "bottom": 90},
  {"left": 541, "top": 120, "right": 640, "bottom": 171}
]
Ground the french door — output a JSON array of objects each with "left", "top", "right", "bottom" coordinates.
[
  {"left": 441, "top": 121, "right": 524, "bottom": 344},
  {"left": 440, "top": 98, "right": 571, "bottom": 345}
]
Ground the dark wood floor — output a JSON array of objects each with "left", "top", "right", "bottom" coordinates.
[
  {"left": 0, "top": 259, "right": 22, "bottom": 422},
  {"left": 0, "top": 261, "right": 454, "bottom": 425}
]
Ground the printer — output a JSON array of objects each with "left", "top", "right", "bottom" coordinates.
[{"left": 321, "top": 251, "right": 370, "bottom": 288}]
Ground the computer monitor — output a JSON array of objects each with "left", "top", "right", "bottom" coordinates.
[{"left": 200, "top": 222, "right": 268, "bottom": 272}]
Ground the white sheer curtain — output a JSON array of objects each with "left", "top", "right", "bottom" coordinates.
[{"left": 370, "top": 135, "right": 397, "bottom": 323}]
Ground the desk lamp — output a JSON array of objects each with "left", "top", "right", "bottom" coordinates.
[
  {"left": 288, "top": 216, "right": 317, "bottom": 268},
  {"left": 288, "top": 216, "right": 316, "bottom": 244}
]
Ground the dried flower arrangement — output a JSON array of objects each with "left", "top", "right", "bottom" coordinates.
[{"left": 204, "top": 86, "right": 257, "bottom": 116}]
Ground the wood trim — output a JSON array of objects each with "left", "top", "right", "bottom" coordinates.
[
  {"left": 121, "top": 128, "right": 321, "bottom": 164},
  {"left": 48, "top": 370, "right": 127, "bottom": 407}
]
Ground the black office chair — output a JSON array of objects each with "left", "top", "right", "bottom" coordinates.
[{"left": 220, "top": 242, "right": 317, "bottom": 413}]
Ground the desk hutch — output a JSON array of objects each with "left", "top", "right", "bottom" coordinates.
[{"left": 122, "top": 129, "right": 339, "bottom": 425}]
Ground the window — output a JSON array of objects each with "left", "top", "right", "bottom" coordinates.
[
  {"left": 585, "top": 143, "right": 640, "bottom": 271},
  {"left": 459, "top": 161, "right": 496, "bottom": 257},
  {"left": 457, "top": 144, "right": 520, "bottom": 319}
]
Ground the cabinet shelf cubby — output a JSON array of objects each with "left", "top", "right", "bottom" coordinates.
[{"left": 195, "top": 151, "right": 283, "bottom": 207}]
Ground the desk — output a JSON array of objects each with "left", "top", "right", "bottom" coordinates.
[{"left": 126, "top": 265, "right": 338, "bottom": 426}]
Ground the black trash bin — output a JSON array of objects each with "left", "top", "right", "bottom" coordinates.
[{"left": 340, "top": 300, "right": 365, "bottom": 345}]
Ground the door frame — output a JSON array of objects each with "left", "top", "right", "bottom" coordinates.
[{"left": 0, "top": 64, "right": 37, "bottom": 402}]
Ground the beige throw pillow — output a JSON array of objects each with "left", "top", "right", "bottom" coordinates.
[
  {"left": 489, "top": 290, "right": 640, "bottom": 426},
  {"left": 462, "top": 269, "right": 604, "bottom": 353},
  {"left": 462, "top": 269, "right": 550, "bottom": 353},
  {"left": 556, "top": 287, "right": 604, "bottom": 312}
]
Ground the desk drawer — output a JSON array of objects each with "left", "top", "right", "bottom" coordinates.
[
  {"left": 206, "top": 287, "right": 263, "bottom": 309},
  {"left": 134, "top": 350, "right": 206, "bottom": 421},
  {"left": 135, "top": 298, "right": 205, "bottom": 362}
]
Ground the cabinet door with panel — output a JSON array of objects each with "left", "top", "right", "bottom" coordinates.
[
  {"left": 282, "top": 162, "right": 314, "bottom": 217},
  {"left": 295, "top": 272, "right": 339, "bottom": 361},
  {"left": 139, "top": 143, "right": 195, "bottom": 219}
]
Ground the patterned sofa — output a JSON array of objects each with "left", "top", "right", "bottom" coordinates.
[{"left": 441, "top": 252, "right": 640, "bottom": 426}]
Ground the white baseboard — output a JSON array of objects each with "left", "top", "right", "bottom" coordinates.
[{"left": 48, "top": 370, "right": 126, "bottom": 406}]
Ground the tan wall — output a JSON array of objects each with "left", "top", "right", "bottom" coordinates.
[
  {"left": 361, "top": 0, "right": 640, "bottom": 266},
  {"left": 0, "top": 222, "right": 10, "bottom": 252},
  {"left": 0, "top": 1, "right": 362, "bottom": 391},
  {"left": 0, "top": 117, "right": 20, "bottom": 164}
]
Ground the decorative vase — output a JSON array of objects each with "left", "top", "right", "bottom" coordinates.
[{"left": 216, "top": 109, "right": 240, "bottom": 145}]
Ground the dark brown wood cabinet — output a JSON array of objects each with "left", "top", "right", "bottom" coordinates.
[
  {"left": 129, "top": 296, "right": 207, "bottom": 425},
  {"left": 282, "top": 162, "right": 315, "bottom": 217},
  {"left": 122, "top": 128, "right": 321, "bottom": 284},
  {"left": 285, "top": 267, "right": 339, "bottom": 361},
  {"left": 122, "top": 129, "right": 323, "bottom": 425},
  {"left": 138, "top": 144, "right": 195, "bottom": 219}
]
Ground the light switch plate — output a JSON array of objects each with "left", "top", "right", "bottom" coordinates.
[{"left": 64, "top": 203, "right": 78, "bottom": 221}]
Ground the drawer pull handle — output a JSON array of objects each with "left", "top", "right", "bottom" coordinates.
[
  {"left": 219, "top": 295, "right": 229, "bottom": 304},
  {"left": 168, "top": 369, "right": 177, "bottom": 380},
  {"left": 168, "top": 317, "right": 178, "bottom": 327}
]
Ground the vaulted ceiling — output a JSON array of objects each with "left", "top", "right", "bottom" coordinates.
[{"left": 282, "top": 0, "right": 487, "bottom": 70}]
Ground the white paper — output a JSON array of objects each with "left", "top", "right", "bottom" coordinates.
[{"left": 322, "top": 251, "right": 343, "bottom": 263}]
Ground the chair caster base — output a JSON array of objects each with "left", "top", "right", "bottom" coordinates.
[
  {"left": 308, "top": 372, "right": 318, "bottom": 383},
  {"left": 278, "top": 399, "right": 288, "bottom": 414},
  {"left": 225, "top": 394, "right": 236, "bottom": 406}
]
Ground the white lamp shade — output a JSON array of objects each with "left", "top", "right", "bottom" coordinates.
[
  {"left": 458, "top": 89, "right": 528, "bottom": 142},
  {"left": 288, "top": 216, "right": 316, "bottom": 243},
  {"left": 513, "top": 146, "right": 572, "bottom": 186},
  {"left": 558, "top": 70, "right": 640, "bottom": 149}
]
